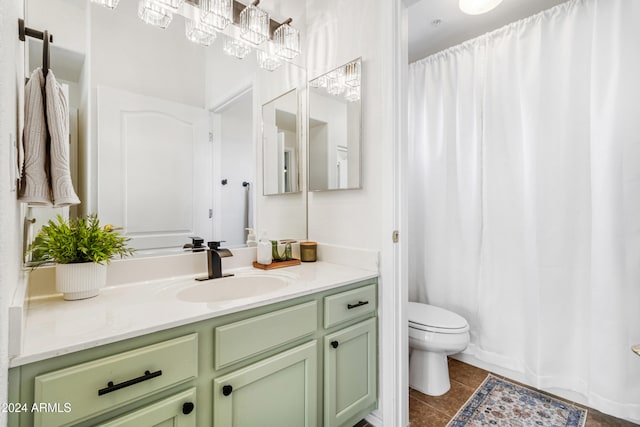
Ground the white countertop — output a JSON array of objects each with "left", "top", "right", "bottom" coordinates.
[{"left": 10, "top": 261, "right": 378, "bottom": 368}]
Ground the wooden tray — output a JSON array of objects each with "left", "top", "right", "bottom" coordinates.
[{"left": 253, "top": 259, "right": 301, "bottom": 270}]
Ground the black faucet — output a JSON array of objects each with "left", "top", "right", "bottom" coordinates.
[{"left": 196, "top": 241, "right": 234, "bottom": 281}]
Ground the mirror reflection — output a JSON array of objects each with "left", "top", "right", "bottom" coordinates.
[
  {"left": 24, "top": 0, "right": 307, "bottom": 253},
  {"left": 308, "top": 58, "right": 362, "bottom": 191},
  {"left": 262, "top": 89, "right": 299, "bottom": 195}
]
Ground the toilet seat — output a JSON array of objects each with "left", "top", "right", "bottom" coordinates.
[{"left": 408, "top": 302, "right": 469, "bottom": 334}]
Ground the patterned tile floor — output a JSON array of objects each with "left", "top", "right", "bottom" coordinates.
[{"left": 355, "top": 358, "right": 637, "bottom": 427}]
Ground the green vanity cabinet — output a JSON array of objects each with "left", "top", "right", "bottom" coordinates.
[
  {"left": 8, "top": 278, "right": 378, "bottom": 427},
  {"left": 213, "top": 341, "right": 317, "bottom": 427},
  {"left": 324, "top": 318, "right": 377, "bottom": 427}
]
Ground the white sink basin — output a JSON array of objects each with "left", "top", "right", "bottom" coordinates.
[{"left": 176, "top": 275, "right": 290, "bottom": 303}]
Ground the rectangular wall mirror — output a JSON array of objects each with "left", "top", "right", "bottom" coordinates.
[
  {"left": 23, "top": 0, "right": 308, "bottom": 254},
  {"left": 308, "top": 58, "right": 362, "bottom": 191},
  {"left": 262, "top": 89, "right": 300, "bottom": 195}
]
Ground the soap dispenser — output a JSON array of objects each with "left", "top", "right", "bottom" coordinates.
[
  {"left": 246, "top": 228, "right": 257, "bottom": 247},
  {"left": 257, "top": 232, "right": 272, "bottom": 265}
]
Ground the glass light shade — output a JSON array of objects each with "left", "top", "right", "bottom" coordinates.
[
  {"left": 273, "top": 24, "right": 300, "bottom": 60},
  {"left": 138, "top": 0, "right": 173, "bottom": 28},
  {"left": 200, "top": 0, "right": 232, "bottom": 31},
  {"left": 309, "top": 74, "right": 328, "bottom": 88},
  {"left": 344, "top": 61, "right": 361, "bottom": 87},
  {"left": 257, "top": 50, "right": 282, "bottom": 71},
  {"left": 326, "top": 77, "right": 345, "bottom": 96},
  {"left": 90, "top": 0, "right": 120, "bottom": 9},
  {"left": 459, "top": 0, "right": 503, "bottom": 15},
  {"left": 223, "top": 39, "right": 252, "bottom": 59},
  {"left": 186, "top": 18, "right": 217, "bottom": 46},
  {"left": 240, "top": 5, "right": 269, "bottom": 45},
  {"left": 148, "top": 0, "right": 184, "bottom": 13},
  {"left": 345, "top": 86, "right": 361, "bottom": 102}
]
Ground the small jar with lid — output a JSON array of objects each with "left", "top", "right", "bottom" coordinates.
[{"left": 300, "top": 241, "right": 317, "bottom": 262}]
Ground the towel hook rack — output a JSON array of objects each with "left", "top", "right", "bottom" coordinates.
[{"left": 18, "top": 19, "right": 53, "bottom": 77}]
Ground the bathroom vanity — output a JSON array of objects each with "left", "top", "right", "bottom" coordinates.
[{"left": 8, "top": 262, "right": 378, "bottom": 427}]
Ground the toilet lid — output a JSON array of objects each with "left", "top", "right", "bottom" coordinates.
[{"left": 408, "top": 302, "right": 469, "bottom": 333}]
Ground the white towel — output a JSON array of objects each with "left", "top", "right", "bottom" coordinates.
[
  {"left": 46, "top": 70, "right": 80, "bottom": 207},
  {"left": 19, "top": 68, "right": 52, "bottom": 206}
]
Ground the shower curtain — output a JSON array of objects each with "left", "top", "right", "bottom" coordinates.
[{"left": 408, "top": 0, "right": 640, "bottom": 420}]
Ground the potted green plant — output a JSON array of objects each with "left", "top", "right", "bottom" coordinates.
[{"left": 29, "top": 214, "right": 134, "bottom": 300}]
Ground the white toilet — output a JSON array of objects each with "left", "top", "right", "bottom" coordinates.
[{"left": 408, "top": 302, "right": 470, "bottom": 396}]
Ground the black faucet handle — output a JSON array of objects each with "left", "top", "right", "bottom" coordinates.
[
  {"left": 208, "top": 241, "right": 225, "bottom": 250},
  {"left": 189, "top": 236, "right": 204, "bottom": 248}
]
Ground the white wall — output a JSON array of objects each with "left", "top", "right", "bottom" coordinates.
[
  {"left": 0, "top": 0, "right": 26, "bottom": 422},
  {"left": 305, "top": 0, "right": 404, "bottom": 424}
]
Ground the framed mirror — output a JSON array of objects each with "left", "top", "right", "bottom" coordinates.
[
  {"left": 308, "top": 58, "right": 362, "bottom": 191},
  {"left": 262, "top": 89, "right": 300, "bottom": 195},
  {"left": 23, "top": 0, "right": 308, "bottom": 254}
]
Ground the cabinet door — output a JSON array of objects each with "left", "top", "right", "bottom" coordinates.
[
  {"left": 97, "top": 388, "right": 196, "bottom": 427},
  {"left": 324, "top": 318, "right": 377, "bottom": 427},
  {"left": 213, "top": 341, "right": 317, "bottom": 427}
]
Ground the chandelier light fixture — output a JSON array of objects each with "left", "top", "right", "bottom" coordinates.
[
  {"left": 92, "top": 0, "right": 301, "bottom": 68},
  {"left": 310, "top": 59, "right": 361, "bottom": 103},
  {"left": 459, "top": 0, "right": 504, "bottom": 15},
  {"left": 185, "top": 14, "right": 217, "bottom": 46},
  {"left": 148, "top": 0, "right": 185, "bottom": 13},
  {"left": 256, "top": 50, "right": 282, "bottom": 71},
  {"left": 138, "top": 0, "right": 174, "bottom": 29},
  {"left": 239, "top": 1, "right": 270, "bottom": 45},
  {"left": 90, "top": 0, "right": 120, "bottom": 9},
  {"left": 273, "top": 18, "right": 300, "bottom": 60},
  {"left": 223, "top": 38, "right": 252, "bottom": 59},
  {"left": 200, "top": 0, "right": 233, "bottom": 31}
]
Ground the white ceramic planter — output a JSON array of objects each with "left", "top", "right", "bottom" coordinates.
[{"left": 56, "top": 263, "right": 107, "bottom": 300}]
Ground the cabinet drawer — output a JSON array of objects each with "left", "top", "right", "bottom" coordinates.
[
  {"left": 324, "top": 285, "right": 376, "bottom": 329},
  {"left": 97, "top": 388, "right": 197, "bottom": 427},
  {"left": 215, "top": 301, "right": 317, "bottom": 370},
  {"left": 34, "top": 334, "right": 198, "bottom": 427}
]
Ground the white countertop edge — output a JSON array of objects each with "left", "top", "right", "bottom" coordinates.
[{"left": 10, "top": 263, "right": 378, "bottom": 368}]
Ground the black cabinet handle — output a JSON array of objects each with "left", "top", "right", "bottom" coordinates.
[
  {"left": 182, "top": 402, "right": 195, "bottom": 415},
  {"left": 222, "top": 385, "right": 233, "bottom": 396},
  {"left": 98, "top": 370, "right": 162, "bottom": 396},
  {"left": 347, "top": 300, "right": 369, "bottom": 310},
  {"left": 331, "top": 341, "right": 339, "bottom": 349}
]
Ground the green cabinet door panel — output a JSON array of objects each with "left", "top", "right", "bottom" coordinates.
[
  {"left": 213, "top": 340, "right": 318, "bottom": 427},
  {"left": 324, "top": 318, "right": 377, "bottom": 427},
  {"left": 97, "top": 388, "right": 197, "bottom": 427}
]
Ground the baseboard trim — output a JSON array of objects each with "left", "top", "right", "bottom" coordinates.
[{"left": 365, "top": 410, "right": 384, "bottom": 427}]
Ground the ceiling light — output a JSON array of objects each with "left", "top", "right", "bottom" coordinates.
[
  {"left": 90, "top": 0, "right": 120, "bottom": 9},
  {"left": 223, "top": 38, "right": 252, "bottom": 59},
  {"left": 138, "top": 0, "right": 174, "bottom": 28},
  {"left": 186, "top": 18, "right": 217, "bottom": 46},
  {"left": 459, "top": 0, "right": 503, "bottom": 15},
  {"left": 240, "top": 1, "right": 270, "bottom": 45},
  {"left": 148, "top": 0, "right": 184, "bottom": 13},
  {"left": 257, "top": 50, "right": 282, "bottom": 71},
  {"left": 273, "top": 19, "right": 300, "bottom": 60},
  {"left": 200, "top": 0, "right": 232, "bottom": 31}
]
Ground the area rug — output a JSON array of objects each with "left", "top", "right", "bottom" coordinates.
[{"left": 446, "top": 374, "right": 587, "bottom": 427}]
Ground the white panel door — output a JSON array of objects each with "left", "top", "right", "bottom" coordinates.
[{"left": 97, "top": 86, "right": 212, "bottom": 250}]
